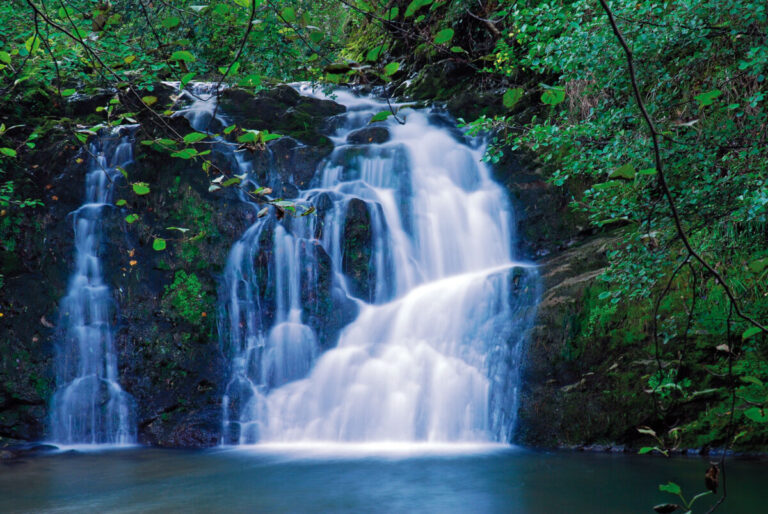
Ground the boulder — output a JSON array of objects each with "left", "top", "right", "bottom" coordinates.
[
  {"left": 346, "top": 126, "right": 390, "bottom": 145},
  {"left": 342, "top": 198, "right": 373, "bottom": 301}
]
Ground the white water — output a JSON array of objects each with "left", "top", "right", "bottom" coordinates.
[
  {"left": 49, "top": 130, "right": 136, "bottom": 445},
  {"left": 179, "top": 85, "right": 538, "bottom": 445}
]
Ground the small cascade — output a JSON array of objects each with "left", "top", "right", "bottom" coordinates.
[
  {"left": 190, "top": 85, "right": 539, "bottom": 444},
  {"left": 49, "top": 129, "right": 136, "bottom": 445}
]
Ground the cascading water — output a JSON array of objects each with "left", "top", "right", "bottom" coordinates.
[
  {"left": 49, "top": 129, "right": 136, "bottom": 445},
  {"left": 181, "top": 85, "right": 538, "bottom": 444}
]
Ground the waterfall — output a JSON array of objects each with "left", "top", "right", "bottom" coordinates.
[
  {"left": 181, "top": 85, "right": 538, "bottom": 444},
  {"left": 49, "top": 129, "right": 136, "bottom": 445}
]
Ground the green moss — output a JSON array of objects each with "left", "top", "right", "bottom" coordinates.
[{"left": 162, "top": 270, "right": 213, "bottom": 330}]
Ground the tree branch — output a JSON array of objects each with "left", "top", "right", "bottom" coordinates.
[{"left": 596, "top": 0, "right": 767, "bottom": 337}]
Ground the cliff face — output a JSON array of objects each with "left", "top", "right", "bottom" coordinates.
[
  {"left": 496, "top": 155, "right": 651, "bottom": 449},
  {"left": 0, "top": 86, "right": 346, "bottom": 447},
  {"left": 0, "top": 83, "right": 644, "bottom": 450}
]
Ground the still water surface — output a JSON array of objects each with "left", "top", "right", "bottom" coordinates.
[{"left": 1, "top": 445, "right": 765, "bottom": 513}]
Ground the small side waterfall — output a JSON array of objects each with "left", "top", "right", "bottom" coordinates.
[
  {"left": 49, "top": 129, "right": 136, "bottom": 445},
  {"left": 179, "top": 85, "right": 538, "bottom": 445}
]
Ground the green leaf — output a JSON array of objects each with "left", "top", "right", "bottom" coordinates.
[
  {"left": 609, "top": 163, "right": 636, "bottom": 180},
  {"left": 659, "top": 482, "right": 681, "bottom": 496},
  {"left": 503, "top": 88, "right": 524, "bottom": 109},
  {"left": 638, "top": 447, "right": 654, "bottom": 454},
  {"left": 183, "top": 132, "right": 207, "bottom": 143},
  {"left": 744, "top": 407, "right": 768, "bottom": 423},
  {"left": 223, "top": 124, "right": 237, "bottom": 135},
  {"left": 383, "top": 7, "right": 399, "bottom": 20},
  {"left": 115, "top": 199, "right": 127, "bottom": 207},
  {"left": 180, "top": 72, "right": 196, "bottom": 88},
  {"left": 309, "top": 31, "right": 324, "bottom": 44},
  {"left": 598, "top": 291, "right": 612, "bottom": 300},
  {"left": 238, "top": 74, "right": 262, "bottom": 87},
  {"left": 383, "top": 62, "right": 400, "bottom": 76},
  {"left": 741, "top": 375, "right": 764, "bottom": 387},
  {"left": 541, "top": 85, "right": 566, "bottom": 105},
  {"left": 281, "top": 7, "right": 296, "bottom": 23},
  {"left": 61, "top": 89, "right": 76, "bottom": 97},
  {"left": 261, "top": 132, "right": 281, "bottom": 142},
  {"left": 639, "top": 167, "right": 657, "bottom": 176},
  {"left": 0, "top": 147, "right": 17, "bottom": 158},
  {"left": 25, "top": 35, "right": 40, "bottom": 54},
  {"left": 125, "top": 213, "right": 139, "bottom": 224},
  {"left": 237, "top": 130, "right": 259, "bottom": 143},
  {"left": 748, "top": 258, "right": 768, "bottom": 274},
  {"left": 365, "top": 44, "right": 386, "bottom": 62},
  {"left": 142, "top": 95, "right": 158, "bottom": 106},
  {"left": 0, "top": 51, "right": 11, "bottom": 64},
  {"left": 152, "top": 238, "right": 167, "bottom": 251},
  {"left": 742, "top": 326, "right": 762, "bottom": 340},
  {"left": 404, "top": 0, "right": 433, "bottom": 18},
  {"left": 221, "top": 177, "right": 241, "bottom": 187},
  {"left": 124, "top": 55, "right": 136, "bottom": 65},
  {"left": 161, "top": 16, "right": 180, "bottom": 29},
  {"left": 171, "top": 148, "right": 198, "bottom": 159},
  {"left": 694, "top": 89, "right": 722, "bottom": 107},
  {"left": 450, "top": 46, "right": 465, "bottom": 53},
  {"left": 370, "top": 111, "right": 392, "bottom": 123},
  {"left": 132, "top": 182, "right": 150, "bottom": 196},
  {"left": 434, "top": 28, "right": 454, "bottom": 45},
  {"left": 166, "top": 226, "right": 190, "bottom": 233},
  {"left": 218, "top": 62, "right": 240, "bottom": 76},
  {"left": 592, "top": 180, "right": 623, "bottom": 191},
  {"left": 170, "top": 50, "right": 196, "bottom": 62}
]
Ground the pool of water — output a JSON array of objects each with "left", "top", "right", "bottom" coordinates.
[{"left": 1, "top": 445, "right": 765, "bottom": 513}]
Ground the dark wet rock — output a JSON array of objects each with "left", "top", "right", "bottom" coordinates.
[
  {"left": 493, "top": 151, "right": 587, "bottom": 260},
  {"left": 66, "top": 89, "right": 116, "bottom": 116},
  {"left": 218, "top": 86, "right": 343, "bottom": 149},
  {"left": 119, "top": 82, "right": 179, "bottom": 113},
  {"left": 293, "top": 97, "right": 346, "bottom": 118},
  {"left": 514, "top": 234, "right": 655, "bottom": 449},
  {"left": 0, "top": 443, "right": 57, "bottom": 460},
  {"left": 346, "top": 126, "right": 390, "bottom": 145},
  {"left": 268, "top": 137, "right": 330, "bottom": 190},
  {"left": 402, "top": 59, "right": 505, "bottom": 120},
  {"left": 342, "top": 198, "right": 373, "bottom": 301},
  {"left": 302, "top": 242, "right": 358, "bottom": 350}
]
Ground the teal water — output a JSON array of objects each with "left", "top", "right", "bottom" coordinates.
[{"left": 0, "top": 446, "right": 765, "bottom": 513}]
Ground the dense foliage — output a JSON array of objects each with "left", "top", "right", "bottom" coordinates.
[{"left": 472, "top": 0, "right": 768, "bottom": 451}]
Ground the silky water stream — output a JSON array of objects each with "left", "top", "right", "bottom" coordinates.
[
  {"left": 48, "top": 128, "right": 136, "bottom": 446},
  {"left": 199, "top": 86, "right": 540, "bottom": 445}
]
